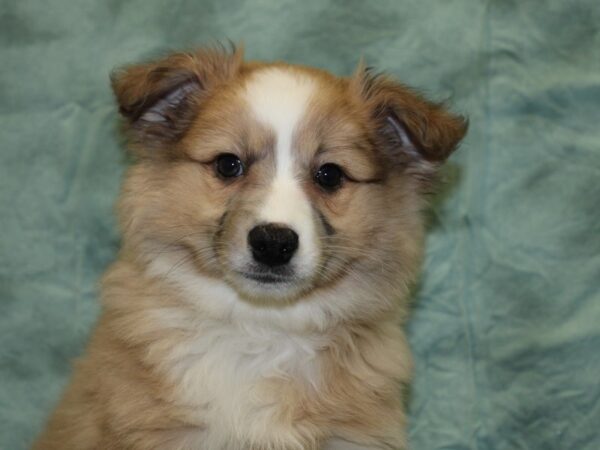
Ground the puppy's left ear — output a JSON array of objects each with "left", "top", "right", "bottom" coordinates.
[{"left": 351, "top": 65, "right": 468, "bottom": 178}]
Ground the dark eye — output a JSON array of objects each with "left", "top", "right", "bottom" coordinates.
[
  {"left": 216, "top": 153, "right": 244, "bottom": 178},
  {"left": 315, "top": 163, "right": 344, "bottom": 191}
]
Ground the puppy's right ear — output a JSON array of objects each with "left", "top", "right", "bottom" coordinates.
[{"left": 111, "top": 45, "right": 243, "bottom": 151}]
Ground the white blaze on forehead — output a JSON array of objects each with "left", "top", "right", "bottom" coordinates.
[
  {"left": 244, "top": 67, "right": 318, "bottom": 272},
  {"left": 244, "top": 67, "right": 316, "bottom": 176}
]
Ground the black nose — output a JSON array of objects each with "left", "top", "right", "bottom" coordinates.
[{"left": 248, "top": 224, "right": 299, "bottom": 267}]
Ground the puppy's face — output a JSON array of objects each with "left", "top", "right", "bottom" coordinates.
[{"left": 113, "top": 48, "right": 466, "bottom": 306}]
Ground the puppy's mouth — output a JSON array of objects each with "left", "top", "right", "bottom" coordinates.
[
  {"left": 239, "top": 271, "right": 294, "bottom": 284},
  {"left": 236, "top": 263, "right": 298, "bottom": 284},
  {"left": 228, "top": 264, "right": 313, "bottom": 302}
]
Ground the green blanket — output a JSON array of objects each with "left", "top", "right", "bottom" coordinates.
[{"left": 1, "top": 1, "right": 599, "bottom": 448}]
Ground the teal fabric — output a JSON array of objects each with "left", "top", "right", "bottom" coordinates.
[{"left": 1, "top": 1, "right": 599, "bottom": 449}]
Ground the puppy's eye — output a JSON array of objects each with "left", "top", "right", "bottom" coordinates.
[
  {"left": 216, "top": 153, "right": 244, "bottom": 178},
  {"left": 315, "top": 163, "right": 344, "bottom": 191}
]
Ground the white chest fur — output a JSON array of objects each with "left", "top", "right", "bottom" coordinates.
[
  {"left": 164, "top": 318, "right": 325, "bottom": 448},
  {"left": 146, "top": 257, "right": 327, "bottom": 448}
]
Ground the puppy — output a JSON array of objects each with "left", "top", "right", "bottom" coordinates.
[{"left": 34, "top": 45, "right": 466, "bottom": 450}]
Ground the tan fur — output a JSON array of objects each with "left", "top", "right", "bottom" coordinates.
[{"left": 34, "top": 46, "right": 466, "bottom": 450}]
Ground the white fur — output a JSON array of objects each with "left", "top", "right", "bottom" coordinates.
[
  {"left": 244, "top": 68, "right": 319, "bottom": 277},
  {"left": 147, "top": 255, "right": 327, "bottom": 448}
]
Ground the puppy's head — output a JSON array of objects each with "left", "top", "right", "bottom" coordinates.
[{"left": 112, "top": 46, "right": 466, "bottom": 310}]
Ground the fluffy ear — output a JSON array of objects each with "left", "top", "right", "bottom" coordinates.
[
  {"left": 351, "top": 64, "right": 468, "bottom": 174},
  {"left": 111, "top": 45, "right": 243, "bottom": 150}
]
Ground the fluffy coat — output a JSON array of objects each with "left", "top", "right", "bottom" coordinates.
[{"left": 34, "top": 46, "right": 467, "bottom": 450}]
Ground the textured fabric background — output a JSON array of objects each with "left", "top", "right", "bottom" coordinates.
[{"left": 1, "top": 1, "right": 599, "bottom": 449}]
